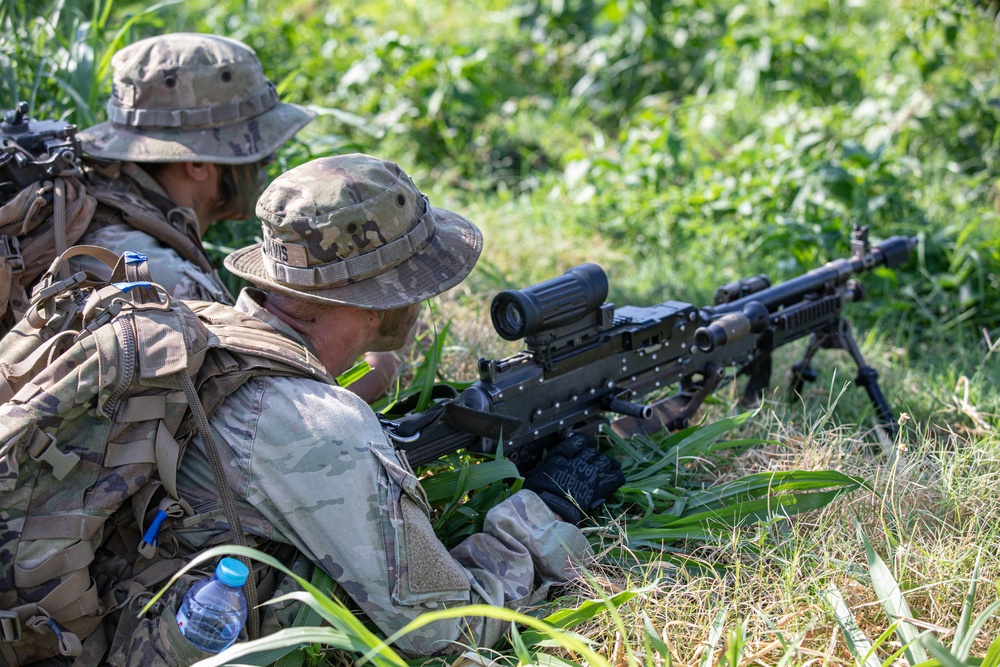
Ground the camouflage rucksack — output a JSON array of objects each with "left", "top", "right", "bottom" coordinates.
[
  {"left": 0, "top": 102, "right": 233, "bottom": 339},
  {"left": 0, "top": 247, "right": 331, "bottom": 665}
]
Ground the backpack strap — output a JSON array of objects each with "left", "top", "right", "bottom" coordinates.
[
  {"left": 52, "top": 178, "right": 69, "bottom": 279},
  {"left": 176, "top": 370, "right": 262, "bottom": 639},
  {"left": 191, "top": 301, "right": 333, "bottom": 383}
]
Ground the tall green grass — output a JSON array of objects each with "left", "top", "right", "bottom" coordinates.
[{"left": 0, "top": 0, "right": 177, "bottom": 123}]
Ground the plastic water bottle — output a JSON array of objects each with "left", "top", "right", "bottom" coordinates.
[{"left": 176, "top": 557, "right": 249, "bottom": 653}]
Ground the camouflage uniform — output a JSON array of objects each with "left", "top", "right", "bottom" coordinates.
[
  {"left": 174, "top": 288, "right": 592, "bottom": 656},
  {"left": 73, "top": 32, "right": 314, "bottom": 302},
  {"left": 171, "top": 154, "right": 594, "bottom": 657},
  {"left": 77, "top": 160, "right": 232, "bottom": 302}
]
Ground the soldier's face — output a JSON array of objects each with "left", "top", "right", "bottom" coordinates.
[{"left": 373, "top": 303, "right": 421, "bottom": 352}]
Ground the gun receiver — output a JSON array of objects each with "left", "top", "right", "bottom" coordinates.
[
  {"left": 1, "top": 101, "right": 81, "bottom": 202},
  {"left": 385, "top": 227, "right": 917, "bottom": 470}
]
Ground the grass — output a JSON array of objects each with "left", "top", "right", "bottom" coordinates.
[
  {"left": 3, "top": 0, "right": 999, "bottom": 664},
  {"left": 569, "top": 408, "right": 1000, "bottom": 665}
]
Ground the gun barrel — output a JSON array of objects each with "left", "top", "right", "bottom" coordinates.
[
  {"left": 694, "top": 301, "right": 770, "bottom": 352},
  {"left": 709, "top": 236, "right": 916, "bottom": 315}
]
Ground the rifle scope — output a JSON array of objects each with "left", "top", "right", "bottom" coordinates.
[{"left": 491, "top": 263, "right": 608, "bottom": 340}]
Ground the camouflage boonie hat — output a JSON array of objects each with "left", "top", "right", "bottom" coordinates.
[
  {"left": 78, "top": 33, "right": 314, "bottom": 164},
  {"left": 225, "top": 154, "right": 483, "bottom": 309}
]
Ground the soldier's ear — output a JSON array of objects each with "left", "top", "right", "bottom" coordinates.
[{"left": 183, "top": 162, "right": 216, "bottom": 183}]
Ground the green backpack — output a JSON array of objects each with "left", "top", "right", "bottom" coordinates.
[{"left": 0, "top": 247, "right": 331, "bottom": 665}]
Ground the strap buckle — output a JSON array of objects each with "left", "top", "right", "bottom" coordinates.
[
  {"left": 33, "top": 270, "right": 88, "bottom": 302},
  {"left": 28, "top": 430, "right": 80, "bottom": 481},
  {"left": 0, "top": 610, "right": 22, "bottom": 642},
  {"left": 1, "top": 235, "right": 24, "bottom": 274}
]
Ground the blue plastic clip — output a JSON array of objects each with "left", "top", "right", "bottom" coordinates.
[
  {"left": 45, "top": 618, "right": 64, "bottom": 641},
  {"left": 112, "top": 281, "right": 153, "bottom": 293},
  {"left": 141, "top": 509, "right": 169, "bottom": 547},
  {"left": 123, "top": 251, "right": 149, "bottom": 265}
]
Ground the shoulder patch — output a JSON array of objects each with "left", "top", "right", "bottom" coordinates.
[{"left": 400, "top": 497, "right": 469, "bottom": 595}]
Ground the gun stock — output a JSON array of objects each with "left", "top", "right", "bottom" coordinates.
[{"left": 384, "top": 226, "right": 916, "bottom": 470}]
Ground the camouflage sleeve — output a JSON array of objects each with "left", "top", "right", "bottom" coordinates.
[
  {"left": 76, "top": 223, "right": 234, "bottom": 304},
  {"left": 203, "top": 376, "right": 592, "bottom": 656}
]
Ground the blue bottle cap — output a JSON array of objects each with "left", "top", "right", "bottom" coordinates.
[{"left": 215, "top": 558, "right": 249, "bottom": 587}]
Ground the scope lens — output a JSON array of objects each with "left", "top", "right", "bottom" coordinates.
[{"left": 494, "top": 298, "right": 526, "bottom": 339}]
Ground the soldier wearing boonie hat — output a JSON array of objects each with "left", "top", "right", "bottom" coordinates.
[
  {"left": 225, "top": 154, "right": 482, "bottom": 309},
  {"left": 72, "top": 32, "right": 314, "bottom": 304},
  {"left": 80, "top": 32, "right": 311, "bottom": 165},
  {"left": 160, "top": 154, "right": 595, "bottom": 658}
]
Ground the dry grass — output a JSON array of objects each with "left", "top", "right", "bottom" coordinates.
[{"left": 514, "top": 401, "right": 1000, "bottom": 667}]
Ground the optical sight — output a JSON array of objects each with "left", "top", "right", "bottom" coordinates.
[{"left": 491, "top": 263, "right": 608, "bottom": 340}]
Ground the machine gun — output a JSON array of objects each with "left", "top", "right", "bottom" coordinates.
[
  {"left": 382, "top": 227, "right": 917, "bottom": 471},
  {"left": 0, "top": 101, "right": 81, "bottom": 203}
]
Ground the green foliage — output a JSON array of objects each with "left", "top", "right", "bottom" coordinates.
[
  {"left": 141, "top": 545, "right": 407, "bottom": 667},
  {"left": 0, "top": 0, "right": 176, "bottom": 124},
  {"left": 183, "top": 0, "right": 1000, "bottom": 328},
  {"left": 603, "top": 414, "right": 864, "bottom": 549},
  {"left": 144, "top": 544, "right": 633, "bottom": 667}
]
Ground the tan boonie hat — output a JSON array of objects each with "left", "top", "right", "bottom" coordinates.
[
  {"left": 78, "top": 33, "right": 314, "bottom": 164},
  {"left": 226, "top": 154, "right": 484, "bottom": 310}
]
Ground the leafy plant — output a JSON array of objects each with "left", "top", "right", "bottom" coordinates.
[
  {"left": 601, "top": 414, "right": 865, "bottom": 553},
  {"left": 822, "top": 523, "right": 1000, "bottom": 667},
  {"left": 144, "top": 544, "right": 633, "bottom": 667},
  {"left": 0, "top": 0, "right": 175, "bottom": 124}
]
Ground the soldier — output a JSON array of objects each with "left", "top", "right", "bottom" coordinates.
[
  {"left": 75, "top": 32, "right": 313, "bottom": 305},
  {"left": 124, "top": 154, "right": 624, "bottom": 661},
  {"left": 74, "top": 32, "right": 397, "bottom": 402}
]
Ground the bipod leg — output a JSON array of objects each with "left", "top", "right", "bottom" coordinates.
[
  {"left": 740, "top": 330, "right": 774, "bottom": 408},
  {"left": 789, "top": 330, "right": 827, "bottom": 402},
  {"left": 834, "top": 319, "right": 898, "bottom": 441}
]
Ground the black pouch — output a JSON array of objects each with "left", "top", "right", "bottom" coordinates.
[{"left": 107, "top": 599, "right": 213, "bottom": 667}]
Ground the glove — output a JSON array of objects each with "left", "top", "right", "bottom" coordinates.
[{"left": 521, "top": 434, "right": 625, "bottom": 525}]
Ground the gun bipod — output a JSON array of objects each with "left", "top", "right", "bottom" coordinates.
[{"left": 789, "top": 317, "right": 898, "bottom": 441}]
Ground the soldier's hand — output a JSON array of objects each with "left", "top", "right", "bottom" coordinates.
[{"left": 522, "top": 434, "right": 624, "bottom": 525}]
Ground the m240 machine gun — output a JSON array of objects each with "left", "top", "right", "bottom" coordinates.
[
  {"left": 383, "top": 227, "right": 917, "bottom": 470},
  {"left": 1, "top": 101, "right": 80, "bottom": 201},
  {"left": 0, "top": 101, "right": 83, "bottom": 285}
]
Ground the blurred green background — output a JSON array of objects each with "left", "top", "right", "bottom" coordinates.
[{"left": 2, "top": 0, "right": 998, "bottom": 421}]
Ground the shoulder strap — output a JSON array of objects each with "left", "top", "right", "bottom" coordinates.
[
  {"left": 188, "top": 301, "right": 333, "bottom": 424},
  {"left": 192, "top": 301, "right": 333, "bottom": 383},
  {"left": 176, "top": 370, "right": 262, "bottom": 640}
]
